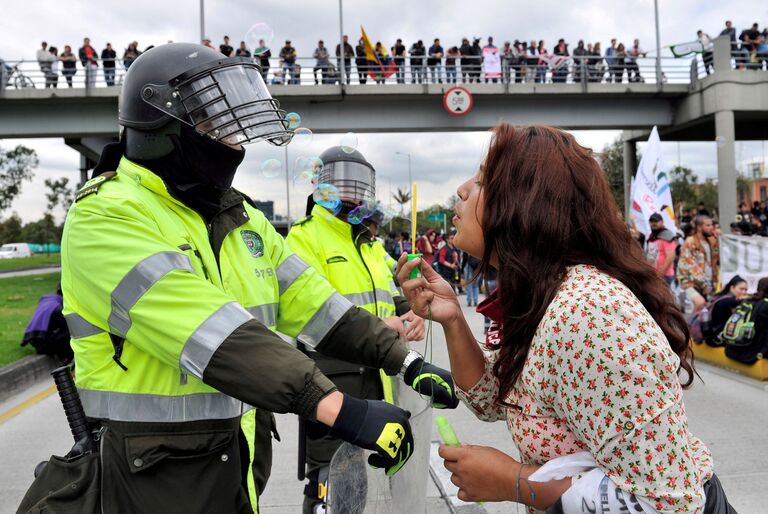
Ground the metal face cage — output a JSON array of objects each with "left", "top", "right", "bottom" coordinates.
[
  {"left": 316, "top": 161, "right": 376, "bottom": 204},
  {"left": 141, "top": 57, "right": 293, "bottom": 146}
]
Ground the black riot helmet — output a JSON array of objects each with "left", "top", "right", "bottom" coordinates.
[
  {"left": 315, "top": 146, "right": 376, "bottom": 205},
  {"left": 120, "top": 42, "right": 292, "bottom": 160}
]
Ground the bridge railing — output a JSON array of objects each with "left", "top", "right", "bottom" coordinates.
[{"left": 1, "top": 53, "right": 750, "bottom": 91}]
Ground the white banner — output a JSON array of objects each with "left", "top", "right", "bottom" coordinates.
[
  {"left": 482, "top": 47, "right": 501, "bottom": 78},
  {"left": 630, "top": 126, "right": 677, "bottom": 236},
  {"left": 720, "top": 234, "right": 768, "bottom": 293}
]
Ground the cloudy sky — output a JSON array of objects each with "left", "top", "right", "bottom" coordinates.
[{"left": 1, "top": 0, "right": 767, "bottom": 222}]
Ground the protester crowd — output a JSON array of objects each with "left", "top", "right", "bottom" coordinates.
[
  {"left": 633, "top": 205, "right": 768, "bottom": 366},
  {"left": 3, "top": 19, "right": 765, "bottom": 89}
]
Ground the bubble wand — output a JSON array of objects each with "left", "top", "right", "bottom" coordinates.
[{"left": 407, "top": 182, "right": 422, "bottom": 278}]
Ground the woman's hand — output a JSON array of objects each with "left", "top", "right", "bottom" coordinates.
[
  {"left": 439, "top": 444, "right": 518, "bottom": 503},
  {"left": 396, "top": 253, "right": 461, "bottom": 324}
]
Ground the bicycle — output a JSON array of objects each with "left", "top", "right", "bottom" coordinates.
[{"left": 3, "top": 60, "right": 36, "bottom": 89}]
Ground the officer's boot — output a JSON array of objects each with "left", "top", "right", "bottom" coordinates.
[{"left": 302, "top": 467, "right": 329, "bottom": 514}]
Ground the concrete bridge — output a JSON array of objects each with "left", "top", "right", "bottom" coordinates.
[{"left": 0, "top": 37, "right": 766, "bottom": 223}]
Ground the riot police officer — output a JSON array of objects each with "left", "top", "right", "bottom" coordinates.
[{"left": 21, "top": 43, "right": 457, "bottom": 514}]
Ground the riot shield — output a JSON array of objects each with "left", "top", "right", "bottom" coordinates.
[{"left": 326, "top": 376, "right": 433, "bottom": 513}]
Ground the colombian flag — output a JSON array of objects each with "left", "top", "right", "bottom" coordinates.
[{"left": 361, "top": 25, "right": 397, "bottom": 80}]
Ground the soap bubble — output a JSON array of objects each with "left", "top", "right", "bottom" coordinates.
[
  {"left": 366, "top": 200, "right": 397, "bottom": 226},
  {"left": 313, "top": 183, "right": 341, "bottom": 214},
  {"left": 245, "top": 23, "right": 274, "bottom": 56},
  {"left": 260, "top": 158, "right": 281, "bottom": 178},
  {"left": 285, "top": 112, "right": 302, "bottom": 130},
  {"left": 293, "top": 156, "right": 323, "bottom": 184},
  {"left": 340, "top": 132, "right": 358, "bottom": 154},
  {"left": 292, "top": 127, "right": 313, "bottom": 147},
  {"left": 347, "top": 202, "right": 374, "bottom": 225}
]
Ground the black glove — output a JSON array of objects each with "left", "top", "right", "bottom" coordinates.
[
  {"left": 329, "top": 394, "right": 413, "bottom": 476},
  {"left": 403, "top": 358, "right": 459, "bottom": 409}
]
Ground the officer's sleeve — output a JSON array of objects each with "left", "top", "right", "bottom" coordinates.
[
  {"left": 64, "top": 195, "right": 336, "bottom": 420},
  {"left": 271, "top": 223, "right": 408, "bottom": 375}
]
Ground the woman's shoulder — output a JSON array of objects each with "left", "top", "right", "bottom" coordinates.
[{"left": 540, "top": 264, "right": 657, "bottom": 338}]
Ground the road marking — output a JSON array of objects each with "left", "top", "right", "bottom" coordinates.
[{"left": 0, "top": 384, "right": 56, "bottom": 424}]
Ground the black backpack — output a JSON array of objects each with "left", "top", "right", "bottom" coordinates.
[{"left": 719, "top": 299, "right": 766, "bottom": 347}]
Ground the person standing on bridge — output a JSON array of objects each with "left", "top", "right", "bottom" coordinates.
[
  {"left": 35, "top": 41, "right": 56, "bottom": 88},
  {"left": 287, "top": 146, "right": 448, "bottom": 514},
  {"left": 41, "top": 43, "right": 458, "bottom": 513},
  {"left": 336, "top": 35, "right": 354, "bottom": 85},
  {"left": 78, "top": 37, "right": 98, "bottom": 88},
  {"left": 101, "top": 43, "right": 117, "bottom": 87}
]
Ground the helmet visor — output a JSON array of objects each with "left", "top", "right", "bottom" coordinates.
[
  {"left": 142, "top": 57, "right": 292, "bottom": 146},
  {"left": 316, "top": 161, "right": 376, "bottom": 204}
]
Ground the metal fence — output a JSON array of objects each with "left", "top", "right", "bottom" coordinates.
[{"left": 2, "top": 53, "right": 762, "bottom": 91}]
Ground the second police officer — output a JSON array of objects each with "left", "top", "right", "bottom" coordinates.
[{"left": 287, "top": 147, "right": 457, "bottom": 513}]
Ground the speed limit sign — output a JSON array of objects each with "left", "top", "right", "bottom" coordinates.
[{"left": 443, "top": 86, "right": 473, "bottom": 116}]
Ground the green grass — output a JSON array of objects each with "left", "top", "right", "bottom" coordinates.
[
  {"left": 0, "top": 272, "right": 61, "bottom": 367},
  {"left": 0, "top": 254, "right": 61, "bottom": 272}
]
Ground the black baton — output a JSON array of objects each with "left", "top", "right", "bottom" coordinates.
[{"left": 51, "top": 365, "right": 97, "bottom": 457}]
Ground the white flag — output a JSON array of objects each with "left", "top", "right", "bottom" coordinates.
[{"left": 631, "top": 127, "right": 676, "bottom": 236}]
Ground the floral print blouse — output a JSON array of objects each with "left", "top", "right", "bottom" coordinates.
[{"left": 458, "top": 265, "right": 713, "bottom": 513}]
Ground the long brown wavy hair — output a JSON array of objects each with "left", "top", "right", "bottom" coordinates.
[{"left": 478, "top": 124, "right": 693, "bottom": 402}]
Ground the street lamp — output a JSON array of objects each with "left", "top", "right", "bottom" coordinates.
[
  {"left": 394, "top": 150, "right": 412, "bottom": 199},
  {"left": 395, "top": 151, "right": 413, "bottom": 220}
]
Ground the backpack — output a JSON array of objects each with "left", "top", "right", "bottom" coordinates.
[{"left": 719, "top": 300, "right": 763, "bottom": 347}]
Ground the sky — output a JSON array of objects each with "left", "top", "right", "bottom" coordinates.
[{"left": 1, "top": 0, "right": 767, "bottom": 223}]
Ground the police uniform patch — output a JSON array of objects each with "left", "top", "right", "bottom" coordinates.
[
  {"left": 241, "top": 230, "right": 264, "bottom": 257},
  {"left": 75, "top": 171, "right": 117, "bottom": 202}
]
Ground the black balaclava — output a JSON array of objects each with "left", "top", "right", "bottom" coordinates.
[{"left": 136, "top": 124, "right": 246, "bottom": 221}]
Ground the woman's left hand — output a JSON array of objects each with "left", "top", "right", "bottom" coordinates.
[{"left": 439, "top": 444, "right": 519, "bottom": 503}]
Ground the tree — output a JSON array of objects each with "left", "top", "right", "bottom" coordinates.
[
  {"left": 0, "top": 144, "right": 38, "bottom": 214},
  {"left": 669, "top": 165, "right": 698, "bottom": 209},
  {"left": 44, "top": 177, "right": 75, "bottom": 215},
  {"left": 0, "top": 213, "right": 23, "bottom": 244},
  {"left": 20, "top": 213, "right": 61, "bottom": 246},
  {"left": 392, "top": 187, "right": 412, "bottom": 216},
  {"left": 597, "top": 137, "right": 629, "bottom": 209}
]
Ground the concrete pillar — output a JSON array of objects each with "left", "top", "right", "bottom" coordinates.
[
  {"left": 623, "top": 140, "right": 637, "bottom": 220},
  {"left": 79, "top": 155, "right": 91, "bottom": 187},
  {"left": 713, "top": 36, "right": 731, "bottom": 73},
  {"left": 716, "top": 110, "right": 737, "bottom": 225}
]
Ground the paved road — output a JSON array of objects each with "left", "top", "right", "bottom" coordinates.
[
  {"left": 1, "top": 302, "right": 766, "bottom": 513},
  {"left": 0, "top": 266, "right": 61, "bottom": 279}
]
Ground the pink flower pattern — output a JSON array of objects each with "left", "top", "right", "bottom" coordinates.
[{"left": 458, "top": 265, "right": 713, "bottom": 513}]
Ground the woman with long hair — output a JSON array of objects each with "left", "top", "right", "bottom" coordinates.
[{"left": 397, "top": 124, "right": 733, "bottom": 512}]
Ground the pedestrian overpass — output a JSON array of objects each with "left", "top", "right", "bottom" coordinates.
[{"left": 0, "top": 37, "right": 766, "bottom": 224}]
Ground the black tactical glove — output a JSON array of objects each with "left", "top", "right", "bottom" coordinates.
[
  {"left": 329, "top": 394, "right": 414, "bottom": 476},
  {"left": 403, "top": 358, "right": 459, "bottom": 409}
]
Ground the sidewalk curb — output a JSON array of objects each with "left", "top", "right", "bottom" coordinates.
[
  {"left": 0, "top": 355, "right": 57, "bottom": 404},
  {"left": 0, "top": 265, "right": 61, "bottom": 276}
]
